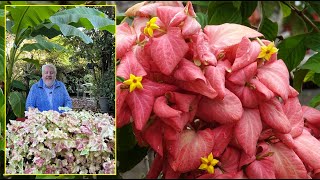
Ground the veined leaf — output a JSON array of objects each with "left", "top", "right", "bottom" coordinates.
[
  {"left": 277, "top": 34, "right": 307, "bottom": 72},
  {"left": 9, "top": 6, "right": 61, "bottom": 34},
  {"left": 21, "top": 35, "right": 65, "bottom": 52},
  {"left": 259, "top": 17, "right": 278, "bottom": 41},
  {"left": 0, "top": 26, "right": 4, "bottom": 81},
  {"left": 0, "top": 89, "right": 4, "bottom": 151},
  {"left": 8, "top": 91, "right": 26, "bottom": 118},
  {"left": 300, "top": 53, "right": 320, "bottom": 73},
  {"left": 21, "top": 58, "right": 40, "bottom": 68},
  {"left": 49, "top": 6, "right": 115, "bottom": 34},
  {"left": 0, "top": 9, "right": 4, "bottom": 27},
  {"left": 31, "top": 23, "right": 62, "bottom": 39},
  {"left": 304, "top": 33, "right": 320, "bottom": 52},
  {"left": 57, "top": 23, "right": 92, "bottom": 44},
  {"left": 279, "top": 2, "right": 291, "bottom": 17},
  {"left": 196, "top": 12, "right": 208, "bottom": 29},
  {"left": 208, "top": 2, "right": 242, "bottom": 25},
  {"left": 309, "top": 93, "right": 320, "bottom": 108},
  {"left": 11, "top": 80, "right": 26, "bottom": 91},
  {"left": 240, "top": 1, "right": 258, "bottom": 19},
  {"left": 293, "top": 69, "right": 309, "bottom": 93},
  {"left": 233, "top": 1, "right": 242, "bottom": 9}
]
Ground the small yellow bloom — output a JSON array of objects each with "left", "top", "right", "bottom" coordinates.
[
  {"left": 257, "top": 42, "right": 278, "bottom": 61},
  {"left": 144, "top": 17, "right": 160, "bottom": 37},
  {"left": 198, "top": 152, "right": 219, "bottom": 174},
  {"left": 123, "top": 74, "right": 143, "bottom": 92}
]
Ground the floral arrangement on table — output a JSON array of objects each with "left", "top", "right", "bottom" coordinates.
[
  {"left": 6, "top": 108, "right": 115, "bottom": 175},
  {"left": 116, "top": 1, "right": 320, "bottom": 179}
]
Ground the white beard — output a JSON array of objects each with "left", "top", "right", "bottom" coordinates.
[{"left": 44, "top": 80, "right": 54, "bottom": 88}]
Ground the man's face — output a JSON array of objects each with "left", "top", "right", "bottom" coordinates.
[{"left": 42, "top": 66, "right": 56, "bottom": 87}]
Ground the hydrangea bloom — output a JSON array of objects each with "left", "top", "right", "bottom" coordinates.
[{"left": 6, "top": 108, "right": 115, "bottom": 174}]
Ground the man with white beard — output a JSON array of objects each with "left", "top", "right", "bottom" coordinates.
[{"left": 26, "top": 64, "right": 72, "bottom": 113}]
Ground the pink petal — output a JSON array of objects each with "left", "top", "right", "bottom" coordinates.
[
  {"left": 257, "top": 59, "right": 290, "bottom": 100},
  {"left": 219, "top": 147, "right": 241, "bottom": 173},
  {"left": 226, "top": 81, "right": 260, "bottom": 108},
  {"left": 302, "top": 105, "right": 320, "bottom": 127},
  {"left": 270, "top": 142, "right": 308, "bottom": 178},
  {"left": 150, "top": 27, "right": 189, "bottom": 75},
  {"left": 227, "top": 62, "right": 257, "bottom": 85},
  {"left": 142, "top": 79, "right": 178, "bottom": 97},
  {"left": 132, "top": 16, "right": 149, "bottom": 38},
  {"left": 166, "top": 128, "right": 214, "bottom": 173},
  {"left": 117, "top": 50, "right": 147, "bottom": 79},
  {"left": 166, "top": 92, "right": 197, "bottom": 113},
  {"left": 250, "top": 78, "right": 274, "bottom": 101},
  {"left": 246, "top": 158, "right": 276, "bottom": 179},
  {"left": 204, "top": 65, "right": 226, "bottom": 99},
  {"left": 127, "top": 87, "right": 154, "bottom": 131},
  {"left": 283, "top": 97, "right": 303, "bottom": 138},
  {"left": 173, "top": 58, "right": 206, "bottom": 82},
  {"left": 146, "top": 153, "right": 163, "bottom": 178},
  {"left": 210, "top": 124, "right": 234, "bottom": 157},
  {"left": 197, "top": 89, "right": 243, "bottom": 124},
  {"left": 293, "top": 129, "right": 320, "bottom": 171},
  {"left": 231, "top": 38, "right": 261, "bottom": 72},
  {"left": 194, "top": 31, "right": 217, "bottom": 66},
  {"left": 204, "top": 23, "right": 263, "bottom": 50},
  {"left": 176, "top": 79, "right": 218, "bottom": 99},
  {"left": 181, "top": 16, "right": 201, "bottom": 37},
  {"left": 157, "top": 6, "right": 184, "bottom": 27},
  {"left": 259, "top": 98, "right": 291, "bottom": 134},
  {"left": 142, "top": 119, "right": 163, "bottom": 156},
  {"left": 235, "top": 108, "right": 262, "bottom": 156},
  {"left": 154, "top": 96, "right": 182, "bottom": 118}
]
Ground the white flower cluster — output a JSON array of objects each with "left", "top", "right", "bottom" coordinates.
[{"left": 6, "top": 108, "right": 115, "bottom": 174}]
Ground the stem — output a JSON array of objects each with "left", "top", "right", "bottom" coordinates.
[
  {"left": 281, "top": 1, "right": 320, "bottom": 33},
  {"left": 255, "top": 37, "right": 265, "bottom": 46}
]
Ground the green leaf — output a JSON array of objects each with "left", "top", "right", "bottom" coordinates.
[
  {"left": 240, "top": 1, "right": 258, "bottom": 19},
  {"left": 117, "top": 124, "right": 137, "bottom": 151},
  {"left": 196, "top": 12, "right": 208, "bottom": 29},
  {"left": 313, "top": 73, "right": 320, "bottom": 87},
  {"left": 49, "top": 6, "right": 115, "bottom": 34},
  {"left": 0, "top": 27, "right": 4, "bottom": 81},
  {"left": 8, "top": 91, "right": 26, "bottom": 118},
  {"left": 11, "top": 80, "right": 26, "bottom": 91},
  {"left": 0, "top": 89, "right": 5, "bottom": 151},
  {"left": 304, "top": 33, "right": 320, "bottom": 52},
  {"left": 300, "top": 53, "right": 320, "bottom": 73},
  {"left": 304, "top": 70, "right": 315, "bottom": 82},
  {"left": 21, "top": 35, "right": 65, "bottom": 52},
  {"left": 259, "top": 17, "right": 278, "bottom": 41},
  {"left": 279, "top": 2, "right": 291, "bottom": 17},
  {"left": 308, "top": 1, "right": 320, "bottom": 16},
  {"left": 116, "top": 13, "right": 126, "bottom": 25},
  {"left": 208, "top": 2, "right": 242, "bottom": 25},
  {"left": 80, "top": 149, "right": 89, "bottom": 155},
  {"left": 9, "top": 6, "right": 61, "bottom": 34},
  {"left": 277, "top": 34, "right": 307, "bottom": 72},
  {"left": 0, "top": 9, "right": 4, "bottom": 27},
  {"left": 192, "top": 1, "right": 210, "bottom": 7},
  {"left": 56, "top": 23, "right": 93, "bottom": 44},
  {"left": 262, "top": 1, "right": 279, "bottom": 18},
  {"left": 293, "top": 69, "right": 309, "bottom": 93},
  {"left": 36, "top": 175, "right": 75, "bottom": 179},
  {"left": 31, "top": 23, "right": 62, "bottom": 39},
  {"left": 309, "top": 93, "right": 320, "bottom": 108},
  {"left": 232, "top": 1, "right": 242, "bottom": 9},
  {"left": 116, "top": 76, "right": 125, "bottom": 83},
  {"left": 117, "top": 144, "right": 148, "bottom": 173},
  {"left": 21, "top": 58, "right": 40, "bottom": 68}
]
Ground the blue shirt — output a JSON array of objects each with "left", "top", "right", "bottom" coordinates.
[{"left": 26, "top": 78, "right": 72, "bottom": 113}]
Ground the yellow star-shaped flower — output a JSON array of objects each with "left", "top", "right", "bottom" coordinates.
[
  {"left": 198, "top": 152, "right": 219, "bottom": 174},
  {"left": 144, "top": 17, "right": 160, "bottom": 37},
  {"left": 123, "top": 74, "right": 143, "bottom": 92},
  {"left": 257, "top": 42, "right": 278, "bottom": 61}
]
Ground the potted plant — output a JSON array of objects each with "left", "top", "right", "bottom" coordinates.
[{"left": 94, "top": 67, "right": 115, "bottom": 114}]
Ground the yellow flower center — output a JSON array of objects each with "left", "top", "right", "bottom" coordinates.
[
  {"left": 257, "top": 41, "right": 278, "bottom": 61},
  {"left": 144, "top": 17, "right": 160, "bottom": 37},
  {"left": 198, "top": 152, "right": 219, "bottom": 174},
  {"left": 123, "top": 74, "right": 143, "bottom": 92}
]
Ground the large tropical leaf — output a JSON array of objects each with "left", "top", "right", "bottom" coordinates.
[
  {"left": 8, "top": 91, "right": 26, "bottom": 118},
  {"left": 0, "top": 9, "right": 4, "bottom": 27},
  {"left": 0, "top": 26, "right": 4, "bottom": 82},
  {"left": 49, "top": 6, "right": 115, "bottom": 34},
  {"left": 20, "top": 35, "right": 64, "bottom": 52},
  {"left": 0, "top": 89, "right": 5, "bottom": 151},
  {"left": 8, "top": 6, "right": 61, "bottom": 34}
]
